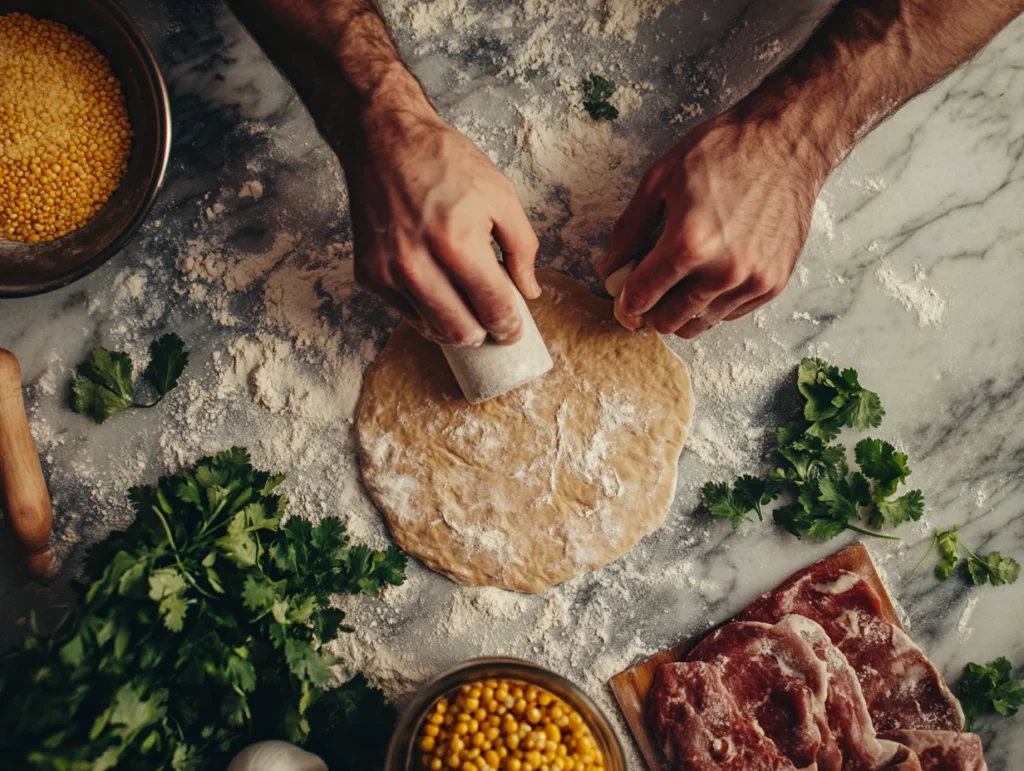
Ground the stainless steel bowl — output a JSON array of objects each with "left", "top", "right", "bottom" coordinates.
[
  {"left": 0, "top": 0, "right": 171, "bottom": 297},
  {"left": 386, "top": 657, "right": 627, "bottom": 771}
]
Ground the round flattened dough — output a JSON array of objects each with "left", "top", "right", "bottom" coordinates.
[{"left": 357, "top": 270, "right": 694, "bottom": 593}]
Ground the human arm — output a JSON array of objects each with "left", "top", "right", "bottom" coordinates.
[
  {"left": 599, "top": 0, "right": 1024, "bottom": 337},
  {"left": 226, "top": 0, "right": 541, "bottom": 346}
]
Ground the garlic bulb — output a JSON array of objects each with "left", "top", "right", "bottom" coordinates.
[{"left": 226, "top": 741, "right": 328, "bottom": 771}]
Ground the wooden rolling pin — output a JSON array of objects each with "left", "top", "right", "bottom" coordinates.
[{"left": 0, "top": 348, "right": 59, "bottom": 579}]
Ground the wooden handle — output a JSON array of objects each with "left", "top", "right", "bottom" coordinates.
[{"left": 0, "top": 348, "right": 59, "bottom": 579}]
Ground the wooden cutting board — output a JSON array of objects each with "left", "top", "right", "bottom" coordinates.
[{"left": 608, "top": 543, "right": 900, "bottom": 771}]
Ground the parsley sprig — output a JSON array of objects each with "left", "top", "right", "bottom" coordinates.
[
  {"left": 701, "top": 358, "right": 923, "bottom": 541},
  {"left": 958, "top": 657, "right": 1024, "bottom": 730},
  {"left": 582, "top": 74, "right": 618, "bottom": 120},
  {"left": 914, "top": 524, "right": 1021, "bottom": 586},
  {"left": 71, "top": 333, "right": 189, "bottom": 423},
  {"left": 0, "top": 447, "right": 405, "bottom": 770}
]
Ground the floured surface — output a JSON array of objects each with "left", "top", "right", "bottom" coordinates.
[{"left": 357, "top": 269, "right": 694, "bottom": 592}]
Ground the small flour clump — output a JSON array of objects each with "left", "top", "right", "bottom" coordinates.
[{"left": 875, "top": 262, "right": 947, "bottom": 327}]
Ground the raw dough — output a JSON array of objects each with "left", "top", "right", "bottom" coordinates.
[{"left": 356, "top": 270, "right": 694, "bottom": 592}]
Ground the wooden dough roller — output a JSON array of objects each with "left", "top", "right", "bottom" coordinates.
[
  {"left": 0, "top": 348, "right": 59, "bottom": 579},
  {"left": 442, "top": 285, "right": 553, "bottom": 404}
]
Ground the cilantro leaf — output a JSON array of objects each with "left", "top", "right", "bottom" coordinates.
[
  {"left": 958, "top": 657, "right": 1024, "bottom": 730},
  {"left": 872, "top": 489, "right": 925, "bottom": 529},
  {"left": 143, "top": 333, "right": 189, "bottom": 397},
  {"left": 71, "top": 335, "right": 190, "bottom": 423},
  {"left": 967, "top": 552, "right": 1021, "bottom": 587},
  {"left": 71, "top": 348, "right": 135, "bottom": 422},
  {"left": 582, "top": 74, "right": 619, "bottom": 120},
  {"left": 916, "top": 524, "right": 1020, "bottom": 588},
  {"left": 701, "top": 480, "right": 761, "bottom": 528},
  {"left": 855, "top": 438, "right": 911, "bottom": 498}
]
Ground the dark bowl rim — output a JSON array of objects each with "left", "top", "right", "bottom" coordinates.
[{"left": 0, "top": 0, "right": 172, "bottom": 299}]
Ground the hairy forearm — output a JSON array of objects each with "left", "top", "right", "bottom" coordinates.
[
  {"left": 737, "top": 0, "right": 1024, "bottom": 178},
  {"left": 227, "top": 0, "right": 435, "bottom": 161}
]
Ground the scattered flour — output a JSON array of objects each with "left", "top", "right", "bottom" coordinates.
[
  {"left": 875, "top": 263, "right": 947, "bottom": 327},
  {"left": 957, "top": 593, "right": 979, "bottom": 640}
]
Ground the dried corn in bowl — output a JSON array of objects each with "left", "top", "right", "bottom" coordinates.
[
  {"left": 387, "top": 659, "right": 625, "bottom": 771},
  {"left": 0, "top": 0, "right": 169, "bottom": 297}
]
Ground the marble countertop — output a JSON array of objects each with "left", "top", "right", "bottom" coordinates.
[{"left": 2, "top": 0, "right": 1023, "bottom": 767}]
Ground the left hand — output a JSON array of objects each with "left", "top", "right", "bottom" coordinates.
[{"left": 597, "top": 107, "right": 830, "bottom": 338}]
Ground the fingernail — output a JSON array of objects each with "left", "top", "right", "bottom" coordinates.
[{"left": 614, "top": 294, "right": 644, "bottom": 331}]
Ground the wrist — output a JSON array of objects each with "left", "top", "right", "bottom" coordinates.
[{"left": 726, "top": 80, "right": 841, "bottom": 188}]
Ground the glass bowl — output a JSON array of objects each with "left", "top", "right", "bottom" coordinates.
[{"left": 386, "top": 657, "right": 626, "bottom": 771}]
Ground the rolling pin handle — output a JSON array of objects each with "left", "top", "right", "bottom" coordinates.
[{"left": 0, "top": 348, "right": 60, "bottom": 580}]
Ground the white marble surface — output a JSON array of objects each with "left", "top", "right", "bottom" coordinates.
[{"left": 1, "top": 0, "right": 1023, "bottom": 767}]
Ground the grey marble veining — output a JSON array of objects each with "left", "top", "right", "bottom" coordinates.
[{"left": 1, "top": 0, "right": 1023, "bottom": 767}]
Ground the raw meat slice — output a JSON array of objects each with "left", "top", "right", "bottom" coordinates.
[
  {"left": 877, "top": 731, "right": 987, "bottom": 771},
  {"left": 778, "top": 615, "right": 920, "bottom": 770},
  {"left": 649, "top": 661, "right": 796, "bottom": 769},
  {"left": 687, "top": 620, "right": 836, "bottom": 770},
  {"left": 742, "top": 570, "right": 964, "bottom": 732}
]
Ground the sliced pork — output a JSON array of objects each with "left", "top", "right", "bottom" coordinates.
[
  {"left": 687, "top": 620, "right": 837, "bottom": 769},
  {"left": 877, "top": 731, "right": 986, "bottom": 771},
  {"left": 742, "top": 569, "right": 964, "bottom": 732},
  {"left": 649, "top": 660, "right": 797, "bottom": 770}
]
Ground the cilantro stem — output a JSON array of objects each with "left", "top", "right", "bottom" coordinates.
[
  {"left": 845, "top": 523, "right": 900, "bottom": 541},
  {"left": 913, "top": 533, "right": 938, "bottom": 573},
  {"left": 149, "top": 504, "right": 217, "bottom": 600}
]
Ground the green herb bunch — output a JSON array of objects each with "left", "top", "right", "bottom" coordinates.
[
  {"left": 702, "top": 358, "right": 924, "bottom": 541},
  {"left": 915, "top": 524, "right": 1020, "bottom": 586},
  {"left": 958, "top": 657, "right": 1024, "bottom": 731},
  {"left": 0, "top": 447, "right": 406, "bottom": 770}
]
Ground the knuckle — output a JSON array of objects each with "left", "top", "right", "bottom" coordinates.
[
  {"left": 747, "top": 273, "right": 773, "bottom": 295},
  {"left": 718, "top": 262, "right": 745, "bottom": 288},
  {"left": 391, "top": 250, "right": 421, "bottom": 283}
]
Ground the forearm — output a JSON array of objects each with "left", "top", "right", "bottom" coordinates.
[
  {"left": 226, "top": 0, "right": 435, "bottom": 162},
  {"left": 737, "top": 0, "right": 1024, "bottom": 179}
]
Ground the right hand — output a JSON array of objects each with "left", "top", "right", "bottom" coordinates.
[{"left": 338, "top": 82, "right": 540, "bottom": 347}]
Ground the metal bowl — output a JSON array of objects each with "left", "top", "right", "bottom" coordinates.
[
  {"left": 0, "top": 0, "right": 171, "bottom": 298},
  {"left": 386, "top": 657, "right": 627, "bottom": 771}
]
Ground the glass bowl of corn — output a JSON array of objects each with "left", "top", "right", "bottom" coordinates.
[
  {"left": 0, "top": 0, "right": 170, "bottom": 297},
  {"left": 387, "top": 657, "right": 626, "bottom": 771}
]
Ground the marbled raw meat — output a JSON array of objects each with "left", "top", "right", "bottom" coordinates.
[
  {"left": 742, "top": 569, "right": 964, "bottom": 732},
  {"left": 687, "top": 620, "right": 837, "bottom": 769},
  {"left": 778, "top": 615, "right": 920, "bottom": 770},
  {"left": 877, "top": 730, "right": 986, "bottom": 771},
  {"left": 649, "top": 660, "right": 796, "bottom": 769}
]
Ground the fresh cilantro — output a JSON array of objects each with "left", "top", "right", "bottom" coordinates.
[
  {"left": 700, "top": 476, "right": 780, "bottom": 528},
  {"left": 582, "top": 74, "right": 619, "bottom": 120},
  {"left": 958, "top": 657, "right": 1024, "bottom": 730},
  {"left": 701, "top": 358, "right": 918, "bottom": 543},
  {"left": 144, "top": 333, "right": 189, "bottom": 396},
  {"left": 71, "top": 333, "right": 189, "bottom": 423},
  {"left": 915, "top": 524, "right": 1020, "bottom": 587},
  {"left": 0, "top": 447, "right": 405, "bottom": 770}
]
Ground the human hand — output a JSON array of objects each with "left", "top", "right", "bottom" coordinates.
[
  {"left": 597, "top": 107, "right": 830, "bottom": 338},
  {"left": 337, "top": 81, "right": 540, "bottom": 347}
]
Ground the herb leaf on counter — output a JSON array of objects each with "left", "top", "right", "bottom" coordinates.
[
  {"left": 71, "top": 333, "right": 189, "bottom": 422},
  {"left": 700, "top": 358, "right": 918, "bottom": 543},
  {"left": 958, "top": 657, "right": 1024, "bottom": 730},
  {"left": 701, "top": 475, "right": 780, "bottom": 528},
  {"left": 0, "top": 447, "right": 405, "bottom": 770},
  {"left": 143, "top": 333, "right": 189, "bottom": 397},
  {"left": 916, "top": 524, "right": 1020, "bottom": 587},
  {"left": 582, "top": 74, "right": 619, "bottom": 120}
]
